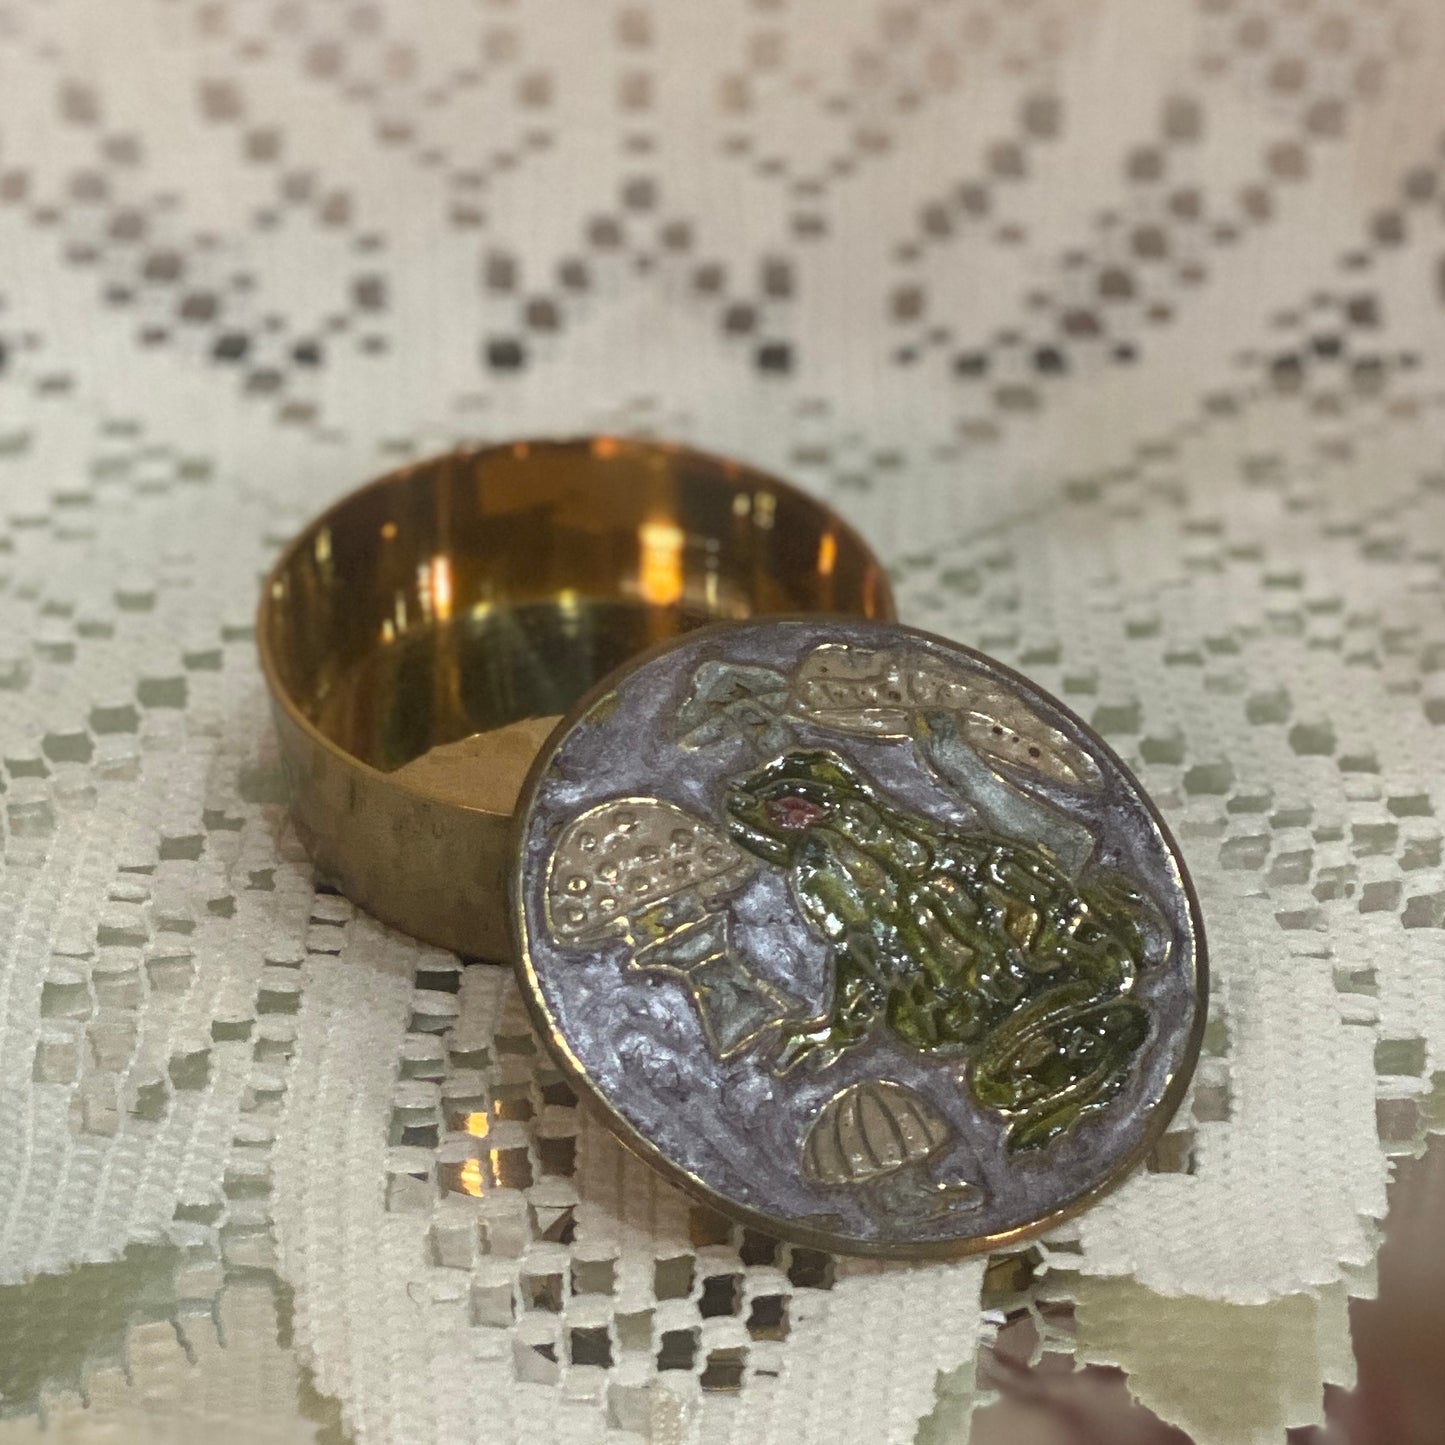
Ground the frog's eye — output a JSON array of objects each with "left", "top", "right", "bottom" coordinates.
[{"left": 765, "top": 795, "right": 827, "bottom": 831}]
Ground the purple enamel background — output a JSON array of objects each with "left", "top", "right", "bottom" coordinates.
[{"left": 514, "top": 618, "right": 1205, "bottom": 1253}]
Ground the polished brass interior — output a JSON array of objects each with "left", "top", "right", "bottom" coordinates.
[{"left": 257, "top": 438, "right": 895, "bottom": 958}]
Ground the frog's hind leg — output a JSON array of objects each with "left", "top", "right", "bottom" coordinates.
[{"left": 975, "top": 992, "right": 1151, "bottom": 1152}]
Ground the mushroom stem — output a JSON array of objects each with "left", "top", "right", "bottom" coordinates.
[
  {"left": 916, "top": 711, "right": 1095, "bottom": 877},
  {"left": 636, "top": 912, "right": 800, "bottom": 1058}
]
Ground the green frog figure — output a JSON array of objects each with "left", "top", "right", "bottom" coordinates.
[{"left": 724, "top": 750, "right": 1158, "bottom": 1151}]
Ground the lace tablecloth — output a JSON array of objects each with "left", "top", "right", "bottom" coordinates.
[{"left": 1, "top": 1, "right": 1443, "bottom": 1441}]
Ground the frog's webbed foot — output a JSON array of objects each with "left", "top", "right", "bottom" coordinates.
[{"left": 761, "top": 1021, "right": 846, "bottom": 1076}]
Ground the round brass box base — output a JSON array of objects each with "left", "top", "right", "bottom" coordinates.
[{"left": 257, "top": 439, "right": 895, "bottom": 959}]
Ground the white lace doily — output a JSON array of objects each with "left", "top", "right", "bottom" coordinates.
[{"left": 1, "top": 1, "right": 1443, "bottom": 1441}]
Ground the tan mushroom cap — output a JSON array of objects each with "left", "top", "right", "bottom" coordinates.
[
  {"left": 803, "top": 1079, "right": 953, "bottom": 1187},
  {"left": 545, "top": 797, "right": 752, "bottom": 945},
  {"left": 790, "top": 643, "right": 1101, "bottom": 789}
]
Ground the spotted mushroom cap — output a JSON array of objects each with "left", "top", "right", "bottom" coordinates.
[
  {"left": 545, "top": 797, "right": 753, "bottom": 945},
  {"left": 790, "top": 643, "right": 1101, "bottom": 789},
  {"left": 802, "top": 1079, "right": 953, "bottom": 1187}
]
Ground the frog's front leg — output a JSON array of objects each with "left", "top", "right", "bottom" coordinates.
[
  {"left": 767, "top": 926, "right": 889, "bottom": 1073},
  {"left": 789, "top": 830, "right": 899, "bottom": 944},
  {"left": 767, "top": 1022, "right": 834, "bottom": 1074}
]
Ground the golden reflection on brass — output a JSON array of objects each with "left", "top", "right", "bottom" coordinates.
[
  {"left": 458, "top": 1158, "right": 486, "bottom": 1197},
  {"left": 257, "top": 438, "right": 895, "bottom": 960},
  {"left": 637, "top": 519, "right": 686, "bottom": 607},
  {"left": 491, "top": 1145, "right": 534, "bottom": 1191}
]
